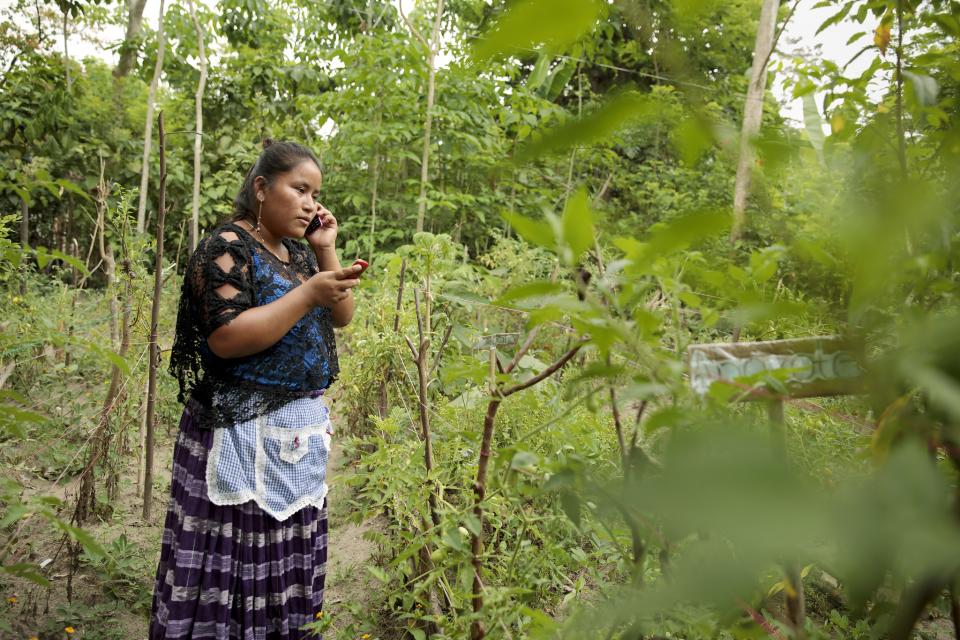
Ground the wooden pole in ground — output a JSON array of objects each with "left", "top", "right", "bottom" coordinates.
[
  {"left": 135, "top": 0, "right": 166, "bottom": 234},
  {"left": 767, "top": 397, "right": 805, "bottom": 638},
  {"left": 143, "top": 111, "right": 167, "bottom": 520},
  {"left": 186, "top": 0, "right": 206, "bottom": 252},
  {"left": 377, "top": 258, "right": 406, "bottom": 420},
  {"left": 400, "top": 0, "right": 445, "bottom": 233}
]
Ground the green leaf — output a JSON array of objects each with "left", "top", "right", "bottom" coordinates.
[
  {"left": 618, "top": 210, "right": 729, "bottom": 272},
  {"left": 55, "top": 178, "right": 92, "bottom": 202},
  {"left": 71, "top": 338, "right": 130, "bottom": 375},
  {"left": 438, "top": 288, "right": 488, "bottom": 307},
  {"left": 802, "top": 94, "right": 825, "bottom": 165},
  {"left": 527, "top": 53, "right": 551, "bottom": 91},
  {"left": 510, "top": 450, "right": 538, "bottom": 470},
  {"left": 501, "top": 211, "right": 556, "bottom": 250},
  {"left": 496, "top": 280, "right": 563, "bottom": 304},
  {"left": 46, "top": 248, "right": 89, "bottom": 275},
  {"left": 726, "top": 301, "right": 808, "bottom": 327},
  {"left": 472, "top": 0, "right": 604, "bottom": 61},
  {"left": 409, "top": 630, "right": 427, "bottom": 640},
  {"left": 560, "top": 490, "right": 581, "bottom": 529},
  {"left": 931, "top": 13, "right": 960, "bottom": 37},
  {"left": 11, "top": 185, "right": 31, "bottom": 206},
  {"left": 673, "top": 115, "right": 714, "bottom": 166},
  {"left": 1, "top": 563, "right": 50, "bottom": 587},
  {"left": 56, "top": 523, "right": 106, "bottom": 560},
  {"left": 440, "top": 360, "right": 487, "bottom": 386},
  {"left": 516, "top": 91, "right": 654, "bottom": 161},
  {"left": 678, "top": 291, "right": 702, "bottom": 308},
  {"left": 0, "top": 404, "right": 46, "bottom": 438},
  {"left": 546, "top": 59, "right": 576, "bottom": 100},
  {"left": 903, "top": 70, "right": 939, "bottom": 107},
  {"left": 462, "top": 513, "right": 482, "bottom": 537},
  {"left": 561, "top": 188, "right": 594, "bottom": 264},
  {"left": 792, "top": 238, "right": 838, "bottom": 268},
  {"left": 367, "top": 565, "right": 390, "bottom": 583},
  {"left": 0, "top": 505, "right": 32, "bottom": 529},
  {"left": 816, "top": 3, "right": 852, "bottom": 35},
  {"left": 443, "top": 526, "right": 469, "bottom": 552}
]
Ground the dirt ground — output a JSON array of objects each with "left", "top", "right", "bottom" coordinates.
[{"left": 1, "top": 404, "right": 381, "bottom": 640}]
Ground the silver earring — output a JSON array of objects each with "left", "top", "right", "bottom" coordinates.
[{"left": 256, "top": 200, "right": 263, "bottom": 232}]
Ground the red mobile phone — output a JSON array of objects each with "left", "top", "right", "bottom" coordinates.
[{"left": 352, "top": 258, "right": 369, "bottom": 274}]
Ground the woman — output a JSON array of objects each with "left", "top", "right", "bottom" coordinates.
[{"left": 151, "top": 140, "right": 360, "bottom": 639}]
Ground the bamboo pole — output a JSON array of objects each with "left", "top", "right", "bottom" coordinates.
[
  {"left": 377, "top": 258, "right": 406, "bottom": 420},
  {"left": 143, "top": 111, "right": 167, "bottom": 520},
  {"left": 187, "top": 0, "right": 206, "bottom": 252},
  {"left": 400, "top": 0, "right": 445, "bottom": 233},
  {"left": 136, "top": 0, "right": 166, "bottom": 234}
]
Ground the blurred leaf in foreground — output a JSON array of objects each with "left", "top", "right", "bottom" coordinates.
[
  {"left": 471, "top": 0, "right": 605, "bottom": 61},
  {"left": 550, "top": 421, "right": 960, "bottom": 637},
  {"left": 516, "top": 91, "right": 656, "bottom": 161}
]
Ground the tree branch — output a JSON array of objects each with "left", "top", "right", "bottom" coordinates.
[
  {"left": 405, "top": 335, "right": 419, "bottom": 361},
  {"left": 398, "top": 0, "right": 429, "bottom": 49},
  {"left": 500, "top": 338, "right": 588, "bottom": 398},
  {"left": 428, "top": 323, "right": 453, "bottom": 378},
  {"left": 504, "top": 326, "right": 540, "bottom": 374}
]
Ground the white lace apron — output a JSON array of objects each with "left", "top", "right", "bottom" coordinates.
[{"left": 206, "top": 394, "right": 331, "bottom": 521}]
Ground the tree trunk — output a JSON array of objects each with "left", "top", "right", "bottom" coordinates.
[
  {"left": 62, "top": 8, "right": 70, "bottom": 91},
  {"left": 76, "top": 163, "right": 131, "bottom": 524},
  {"left": 412, "top": 0, "right": 445, "bottom": 234},
  {"left": 143, "top": 111, "right": 167, "bottom": 520},
  {"left": 187, "top": 0, "right": 206, "bottom": 252},
  {"left": 729, "top": 0, "right": 780, "bottom": 243},
  {"left": 114, "top": 0, "right": 150, "bottom": 79},
  {"left": 135, "top": 0, "right": 166, "bottom": 234},
  {"left": 368, "top": 104, "right": 382, "bottom": 262},
  {"left": 19, "top": 197, "right": 28, "bottom": 247},
  {"left": 470, "top": 340, "right": 586, "bottom": 639}
]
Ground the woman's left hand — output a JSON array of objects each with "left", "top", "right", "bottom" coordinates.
[{"left": 305, "top": 204, "right": 338, "bottom": 250}]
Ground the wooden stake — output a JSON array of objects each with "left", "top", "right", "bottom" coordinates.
[
  {"left": 143, "top": 111, "right": 167, "bottom": 520},
  {"left": 187, "top": 0, "right": 206, "bottom": 252},
  {"left": 378, "top": 259, "right": 407, "bottom": 420},
  {"left": 135, "top": 0, "right": 166, "bottom": 234}
]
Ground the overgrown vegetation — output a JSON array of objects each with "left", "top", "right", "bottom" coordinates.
[{"left": 1, "top": 0, "right": 959, "bottom": 638}]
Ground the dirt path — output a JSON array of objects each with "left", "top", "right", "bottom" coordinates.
[{"left": 322, "top": 435, "right": 383, "bottom": 636}]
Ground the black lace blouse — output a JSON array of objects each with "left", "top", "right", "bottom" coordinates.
[{"left": 169, "top": 222, "right": 340, "bottom": 430}]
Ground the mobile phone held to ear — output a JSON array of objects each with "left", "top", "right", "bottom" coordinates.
[
  {"left": 352, "top": 258, "right": 369, "bottom": 275},
  {"left": 305, "top": 215, "right": 323, "bottom": 236}
]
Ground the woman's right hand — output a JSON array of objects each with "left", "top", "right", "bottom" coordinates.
[{"left": 305, "top": 265, "right": 361, "bottom": 307}]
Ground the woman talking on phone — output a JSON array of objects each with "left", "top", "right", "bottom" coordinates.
[{"left": 151, "top": 140, "right": 364, "bottom": 639}]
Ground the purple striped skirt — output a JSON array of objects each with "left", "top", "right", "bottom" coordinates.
[{"left": 150, "top": 401, "right": 327, "bottom": 640}]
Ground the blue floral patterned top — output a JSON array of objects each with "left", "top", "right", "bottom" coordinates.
[{"left": 170, "top": 222, "right": 340, "bottom": 430}]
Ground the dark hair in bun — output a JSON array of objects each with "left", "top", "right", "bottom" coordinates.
[{"left": 232, "top": 139, "right": 320, "bottom": 222}]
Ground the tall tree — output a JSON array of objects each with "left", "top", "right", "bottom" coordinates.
[
  {"left": 135, "top": 0, "right": 165, "bottom": 234},
  {"left": 187, "top": 0, "right": 206, "bottom": 252},
  {"left": 730, "top": 0, "right": 780, "bottom": 242},
  {"left": 400, "top": 0, "right": 445, "bottom": 234},
  {"left": 114, "top": 0, "right": 148, "bottom": 78}
]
